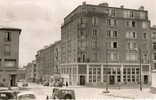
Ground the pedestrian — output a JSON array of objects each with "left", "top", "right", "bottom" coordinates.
[{"left": 46, "top": 96, "right": 49, "bottom": 100}]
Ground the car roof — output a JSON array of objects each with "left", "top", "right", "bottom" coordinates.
[{"left": 17, "top": 91, "right": 36, "bottom": 96}]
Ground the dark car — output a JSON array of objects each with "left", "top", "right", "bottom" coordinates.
[
  {"left": 0, "top": 90, "right": 19, "bottom": 100},
  {"left": 51, "top": 88, "right": 75, "bottom": 100}
]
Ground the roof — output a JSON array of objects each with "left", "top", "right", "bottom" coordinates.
[{"left": 0, "top": 25, "right": 22, "bottom": 32}]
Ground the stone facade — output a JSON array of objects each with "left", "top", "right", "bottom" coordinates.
[
  {"left": 60, "top": 2, "right": 152, "bottom": 87},
  {"left": 35, "top": 40, "right": 61, "bottom": 82},
  {"left": 0, "top": 27, "right": 21, "bottom": 87}
]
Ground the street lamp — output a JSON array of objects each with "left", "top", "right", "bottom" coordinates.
[{"left": 139, "top": 48, "right": 142, "bottom": 91}]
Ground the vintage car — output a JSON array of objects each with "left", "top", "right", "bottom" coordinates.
[
  {"left": 0, "top": 89, "right": 18, "bottom": 100},
  {"left": 50, "top": 88, "right": 75, "bottom": 100},
  {"left": 17, "top": 91, "right": 36, "bottom": 100}
]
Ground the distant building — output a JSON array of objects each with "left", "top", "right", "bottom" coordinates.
[
  {"left": 151, "top": 26, "right": 156, "bottom": 71},
  {"left": 0, "top": 27, "right": 21, "bottom": 87},
  {"left": 35, "top": 40, "right": 61, "bottom": 82},
  {"left": 60, "top": 2, "right": 152, "bottom": 87},
  {"left": 25, "top": 60, "right": 37, "bottom": 82},
  {"left": 17, "top": 68, "right": 26, "bottom": 81}
]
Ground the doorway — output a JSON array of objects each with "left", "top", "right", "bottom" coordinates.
[
  {"left": 10, "top": 74, "right": 16, "bottom": 86},
  {"left": 144, "top": 75, "right": 148, "bottom": 84},
  {"left": 80, "top": 75, "right": 85, "bottom": 85},
  {"left": 109, "top": 75, "right": 115, "bottom": 85}
]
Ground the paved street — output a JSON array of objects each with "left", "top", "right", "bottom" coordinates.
[{"left": 16, "top": 83, "right": 156, "bottom": 100}]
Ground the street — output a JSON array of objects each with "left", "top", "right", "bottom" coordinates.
[{"left": 16, "top": 82, "right": 156, "bottom": 100}]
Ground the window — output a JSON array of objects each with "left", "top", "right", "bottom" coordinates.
[
  {"left": 4, "top": 59, "right": 16, "bottom": 67},
  {"left": 107, "top": 19, "right": 117, "bottom": 26},
  {"left": 107, "top": 30, "right": 118, "bottom": 38},
  {"left": 142, "top": 22, "right": 148, "bottom": 29},
  {"left": 142, "top": 65, "right": 149, "bottom": 71},
  {"left": 153, "top": 43, "right": 156, "bottom": 50},
  {"left": 136, "top": 68, "right": 140, "bottom": 74},
  {"left": 140, "top": 12, "right": 146, "bottom": 19},
  {"left": 111, "top": 41, "right": 118, "bottom": 48},
  {"left": 143, "top": 33, "right": 147, "bottom": 39},
  {"left": 124, "top": 10, "right": 130, "bottom": 18},
  {"left": 130, "top": 11, "right": 134, "bottom": 18},
  {"left": 132, "top": 21, "right": 136, "bottom": 27},
  {"left": 110, "top": 52, "right": 118, "bottom": 61},
  {"left": 117, "top": 76, "right": 121, "bottom": 82},
  {"left": 154, "top": 63, "right": 156, "bottom": 70},
  {"left": 132, "top": 68, "right": 135, "bottom": 74},
  {"left": 152, "top": 32, "right": 156, "bottom": 39},
  {"left": 126, "top": 32, "right": 137, "bottom": 39},
  {"left": 92, "top": 17, "right": 98, "bottom": 26},
  {"left": 126, "top": 53, "right": 137, "bottom": 61},
  {"left": 107, "top": 30, "right": 111, "bottom": 37},
  {"left": 126, "top": 21, "right": 136, "bottom": 27},
  {"left": 5, "top": 32, "right": 11, "bottom": 41},
  {"left": 127, "top": 42, "right": 137, "bottom": 50},
  {"left": 109, "top": 8, "right": 116, "bottom": 17},
  {"left": 4, "top": 45, "right": 11, "bottom": 56},
  {"left": 113, "top": 31, "right": 118, "bottom": 38},
  {"left": 153, "top": 53, "right": 156, "bottom": 60}
]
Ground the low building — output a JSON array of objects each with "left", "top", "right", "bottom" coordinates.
[
  {"left": 0, "top": 27, "right": 21, "bottom": 87},
  {"left": 25, "top": 60, "right": 37, "bottom": 82}
]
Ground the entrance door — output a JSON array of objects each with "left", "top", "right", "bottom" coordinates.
[
  {"left": 144, "top": 75, "right": 148, "bottom": 84},
  {"left": 109, "top": 75, "right": 115, "bottom": 85},
  {"left": 80, "top": 75, "right": 85, "bottom": 85},
  {"left": 10, "top": 75, "right": 16, "bottom": 86}
]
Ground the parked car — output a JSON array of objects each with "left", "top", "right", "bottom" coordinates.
[
  {"left": 17, "top": 91, "right": 36, "bottom": 100},
  {"left": 51, "top": 88, "right": 75, "bottom": 100},
  {"left": 0, "top": 89, "right": 19, "bottom": 100}
]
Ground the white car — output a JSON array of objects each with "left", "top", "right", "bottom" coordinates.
[{"left": 17, "top": 91, "right": 36, "bottom": 100}]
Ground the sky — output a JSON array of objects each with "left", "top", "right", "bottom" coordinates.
[{"left": 0, "top": 0, "right": 155, "bottom": 67}]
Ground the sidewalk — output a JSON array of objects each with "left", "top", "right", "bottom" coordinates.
[{"left": 102, "top": 88, "right": 156, "bottom": 99}]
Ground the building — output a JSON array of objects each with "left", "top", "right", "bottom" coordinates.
[
  {"left": 35, "top": 40, "right": 61, "bottom": 83},
  {"left": 17, "top": 68, "right": 26, "bottom": 81},
  {"left": 151, "top": 26, "right": 156, "bottom": 71},
  {"left": 25, "top": 60, "right": 37, "bottom": 82},
  {"left": 0, "top": 27, "right": 21, "bottom": 87},
  {"left": 60, "top": 2, "right": 152, "bottom": 87},
  {"left": 53, "top": 41, "right": 62, "bottom": 73}
]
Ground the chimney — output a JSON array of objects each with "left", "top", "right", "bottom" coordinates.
[
  {"left": 120, "top": 5, "right": 124, "bottom": 8},
  {"left": 152, "top": 25, "right": 156, "bottom": 28},
  {"left": 139, "top": 6, "right": 144, "bottom": 10},
  {"left": 82, "top": 1, "right": 86, "bottom": 5},
  {"left": 99, "top": 3, "right": 109, "bottom": 7}
]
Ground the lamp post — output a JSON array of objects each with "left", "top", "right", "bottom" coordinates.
[{"left": 139, "top": 48, "right": 142, "bottom": 91}]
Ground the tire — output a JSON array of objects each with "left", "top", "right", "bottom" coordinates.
[{"left": 64, "top": 94, "right": 72, "bottom": 99}]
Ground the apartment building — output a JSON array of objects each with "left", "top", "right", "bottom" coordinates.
[
  {"left": 25, "top": 60, "right": 37, "bottom": 82},
  {"left": 35, "top": 41, "right": 61, "bottom": 82},
  {"left": 0, "top": 27, "right": 21, "bottom": 87},
  {"left": 60, "top": 2, "right": 152, "bottom": 87}
]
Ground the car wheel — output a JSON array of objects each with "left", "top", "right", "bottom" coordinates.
[{"left": 64, "top": 94, "right": 72, "bottom": 99}]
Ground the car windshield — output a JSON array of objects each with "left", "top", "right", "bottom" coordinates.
[{"left": 18, "top": 94, "right": 36, "bottom": 100}]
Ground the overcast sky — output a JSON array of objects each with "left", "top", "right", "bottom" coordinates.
[{"left": 0, "top": 0, "right": 155, "bottom": 67}]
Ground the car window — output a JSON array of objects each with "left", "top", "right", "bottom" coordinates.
[{"left": 18, "top": 94, "right": 36, "bottom": 100}]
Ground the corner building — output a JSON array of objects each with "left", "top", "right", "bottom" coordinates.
[
  {"left": 60, "top": 2, "right": 152, "bottom": 87},
  {"left": 0, "top": 27, "right": 21, "bottom": 87}
]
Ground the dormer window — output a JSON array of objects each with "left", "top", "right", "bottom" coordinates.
[{"left": 5, "top": 32, "right": 11, "bottom": 41}]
